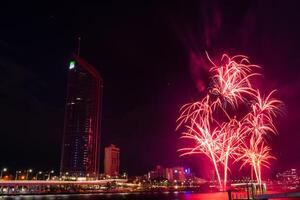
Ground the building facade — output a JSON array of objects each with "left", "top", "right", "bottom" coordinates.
[
  {"left": 276, "top": 168, "right": 299, "bottom": 185},
  {"left": 148, "top": 165, "right": 191, "bottom": 182},
  {"left": 60, "top": 55, "right": 103, "bottom": 178},
  {"left": 104, "top": 144, "right": 120, "bottom": 176}
]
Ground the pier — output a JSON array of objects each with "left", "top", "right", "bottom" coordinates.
[{"left": 228, "top": 183, "right": 300, "bottom": 200}]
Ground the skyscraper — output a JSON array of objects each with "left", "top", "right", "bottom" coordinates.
[
  {"left": 104, "top": 144, "right": 120, "bottom": 176},
  {"left": 60, "top": 54, "right": 103, "bottom": 178}
]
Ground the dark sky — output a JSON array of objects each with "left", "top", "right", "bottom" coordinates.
[{"left": 0, "top": 1, "right": 300, "bottom": 178}]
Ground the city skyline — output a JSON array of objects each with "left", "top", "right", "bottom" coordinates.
[{"left": 0, "top": 1, "right": 300, "bottom": 178}]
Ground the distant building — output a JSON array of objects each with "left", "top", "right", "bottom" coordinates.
[
  {"left": 148, "top": 165, "right": 167, "bottom": 181},
  {"left": 148, "top": 165, "right": 192, "bottom": 182},
  {"left": 104, "top": 144, "right": 120, "bottom": 176},
  {"left": 276, "top": 168, "right": 299, "bottom": 185},
  {"left": 209, "top": 169, "right": 216, "bottom": 183},
  {"left": 60, "top": 55, "right": 103, "bottom": 178},
  {"left": 171, "top": 167, "right": 186, "bottom": 182}
]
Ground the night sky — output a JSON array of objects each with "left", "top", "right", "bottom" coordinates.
[{"left": 0, "top": 1, "right": 300, "bottom": 178}]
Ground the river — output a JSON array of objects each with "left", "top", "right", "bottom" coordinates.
[{"left": 1, "top": 191, "right": 300, "bottom": 200}]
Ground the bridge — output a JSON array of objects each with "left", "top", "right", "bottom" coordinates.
[{"left": 0, "top": 179, "right": 129, "bottom": 195}]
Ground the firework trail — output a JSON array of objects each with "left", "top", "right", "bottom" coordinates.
[
  {"left": 218, "top": 118, "right": 245, "bottom": 189},
  {"left": 177, "top": 95, "right": 222, "bottom": 188},
  {"left": 178, "top": 118, "right": 223, "bottom": 188},
  {"left": 177, "top": 53, "right": 282, "bottom": 190}
]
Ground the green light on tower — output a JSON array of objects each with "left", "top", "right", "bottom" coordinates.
[{"left": 69, "top": 61, "right": 75, "bottom": 69}]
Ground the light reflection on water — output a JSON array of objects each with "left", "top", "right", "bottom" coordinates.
[
  {"left": 1, "top": 191, "right": 300, "bottom": 200},
  {"left": 0, "top": 192, "right": 227, "bottom": 200}
]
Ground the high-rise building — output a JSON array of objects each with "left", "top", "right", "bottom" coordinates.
[
  {"left": 104, "top": 144, "right": 120, "bottom": 176},
  {"left": 60, "top": 54, "right": 103, "bottom": 178}
]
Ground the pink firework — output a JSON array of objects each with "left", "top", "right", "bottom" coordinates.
[
  {"left": 218, "top": 118, "right": 245, "bottom": 189},
  {"left": 237, "top": 138, "right": 276, "bottom": 186},
  {"left": 176, "top": 95, "right": 212, "bottom": 131},
  {"left": 238, "top": 90, "right": 282, "bottom": 184},
  {"left": 208, "top": 53, "right": 260, "bottom": 110},
  {"left": 177, "top": 95, "right": 222, "bottom": 188},
  {"left": 178, "top": 118, "right": 223, "bottom": 188},
  {"left": 177, "top": 52, "right": 283, "bottom": 190}
]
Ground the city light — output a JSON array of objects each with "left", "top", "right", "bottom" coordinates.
[
  {"left": 69, "top": 60, "right": 75, "bottom": 69},
  {"left": 26, "top": 169, "right": 33, "bottom": 180},
  {"left": 0, "top": 168, "right": 8, "bottom": 179}
]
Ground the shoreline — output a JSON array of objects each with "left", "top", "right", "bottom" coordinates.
[{"left": 0, "top": 189, "right": 223, "bottom": 197}]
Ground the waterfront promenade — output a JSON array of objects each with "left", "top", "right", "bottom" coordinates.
[{"left": 0, "top": 179, "right": 128, "bottom": 195}]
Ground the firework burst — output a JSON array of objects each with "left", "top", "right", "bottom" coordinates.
[{"left": 177, "top": 53, "right": 282, "bottom": 190}]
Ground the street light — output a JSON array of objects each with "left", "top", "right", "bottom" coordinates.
[
  {"left": 26, "top": 169, "right": 33, "bottom": 180},
  {"left": 15, "top": 171, "right": 21, "bottom": 180},
  {"left": 36, "top": 171, "right": 42, "bottom": 180},
  {"left": 0, "top": 168, "right": 7, "bottom": 179},
  {"left": 48, "top": 170, "right": 54, "bottom": 180}
]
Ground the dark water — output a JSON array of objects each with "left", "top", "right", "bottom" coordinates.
[
  {"left": 1, "top": 191, "right": 300, "bottom": 200},
  {"left": 1, "top": 192, "right": 225, "bottom": 200}
]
